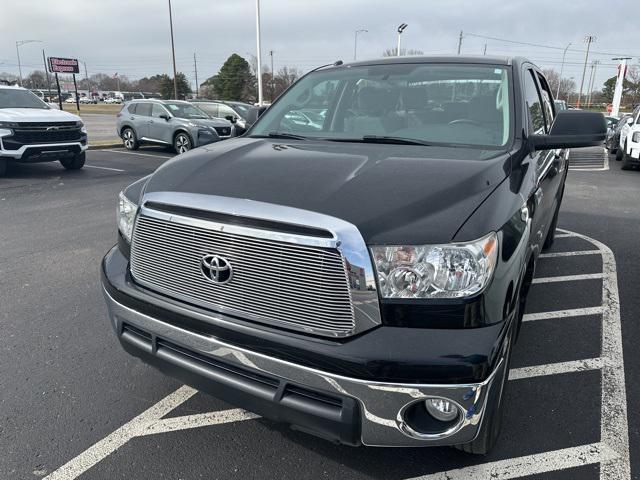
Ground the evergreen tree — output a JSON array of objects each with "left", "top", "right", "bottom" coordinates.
[{"left": 202, "top": 54, "right": 253, "bottom": 101}]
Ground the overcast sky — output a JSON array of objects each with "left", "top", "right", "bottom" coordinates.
[{"left": 1, "top": 0, "right": 638, "bottom": 91}]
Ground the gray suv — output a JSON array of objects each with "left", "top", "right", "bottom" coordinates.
[{"left": 116, "top": 99, "right": 234, "bottom": 153}]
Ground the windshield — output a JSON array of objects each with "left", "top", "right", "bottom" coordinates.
[
  {"left": 164, "top": 102, "right": 209, "bottom": 119},
  {"left": 0, "top": 88, "right": 50, "bottom": 109},
  {"left": 250, "top": 63, "right": 512, "bottom": 148}
]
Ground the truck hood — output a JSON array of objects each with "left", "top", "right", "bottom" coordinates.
[
  {"left": 0, "top": 107, "right": 81, "bottom": 123},
  {"left": 144, "top": 138, "right": 511, "bottom": 245}
]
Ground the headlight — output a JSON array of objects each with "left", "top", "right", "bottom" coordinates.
[
  {"left": 0, "top": 121, "right": 18, "bottom": 128},
  {"left": 0, "top": 128, "right": 12, "bottom": 137},
  {"left": 78, "top": 121, "right": 87, "bottom": 134},
  {"left": 118, "top": 191, "right": 138, "bottom": 243},
  {"left": 371, "top": 232, "right": 498, "bottom": 299},
  {"left": 632, "top": 132, "right": 640, "bottom": 143}
]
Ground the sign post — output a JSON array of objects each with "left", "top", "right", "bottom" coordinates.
[{"left": 47, "top": 56, "right": 80, "bottom": 112}]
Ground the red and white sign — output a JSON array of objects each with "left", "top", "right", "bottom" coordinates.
[{"left": 48, "top": 57, "right": 80, "bottom": 74}]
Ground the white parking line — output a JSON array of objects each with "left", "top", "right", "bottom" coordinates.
[
  {"left": 84, "top": 165, "right": 125, "bottom": 172},
  {"left": 508, "top": 357, "right": 604, "bottom": 380},
  {"left": 532, "top": 272, "right": 603, "bottom": 284},
  {"left": 409, "top": 443, "right": 618, "bottom": 480},
  {"left": 97, "top": 148, "right": 173, "bottom": 159},
  {"left": 523, "top": 306, "right": 604, "bottom": 322},
  {"left": 44, "top": 231, "right": 629, "bottom": 480}
]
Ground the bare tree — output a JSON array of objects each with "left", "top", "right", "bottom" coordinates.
[
  {"left": 382, "top": 48, "right": 424, "bottom": 57},
  {"left": 542, "top": 68, "right": 575, "bottom": 100}
]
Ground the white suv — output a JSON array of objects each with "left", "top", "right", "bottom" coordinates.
[
  {"left": 0, "top": 85, "right": 88, "bottom": 176},
  {"left": 617, "top": 105, "right": 640, "bottom": 169}
]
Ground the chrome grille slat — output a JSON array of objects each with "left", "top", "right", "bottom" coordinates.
[{"left": 130, "top": 213, "right": 356, "bottom": 336}]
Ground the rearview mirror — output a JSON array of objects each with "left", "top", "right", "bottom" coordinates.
[{"left": 530, "top": 110, "right": 606, "bottom": 150}]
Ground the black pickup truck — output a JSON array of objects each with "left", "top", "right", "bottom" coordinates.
[{"left": 101, "top": 56, "right": 605, "bottom": 454}]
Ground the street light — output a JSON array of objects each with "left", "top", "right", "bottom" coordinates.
[
  {"left": 354, "top": 29, "right": 368, "bottom": 61},
  {"left": 557, "top": 42, "right": 571, "bottom": 99},
  {"left": 255, "top": 0, "right": 264, "bottom": 106},
  {"left": 167, "top": 0, "right": 178, "bottom": 99},
  {"left": 16, "top": 40, "right": 42, "bottom": 87},
  {"left": 397, "top": 23, "right": 408, "bottom": 56}
]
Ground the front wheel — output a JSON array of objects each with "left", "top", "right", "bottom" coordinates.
[
  {"left": 174, "top": 132, "right": 192, "bottom": 154},
  {"left": 60, "top": 152, "right": 86, "bottom": 170},
  {"left": 615, "top": 146, "right": 624, "bottom": 161},
  {"left": 122, "top": 128, "right": 139, "bottom": 150}
]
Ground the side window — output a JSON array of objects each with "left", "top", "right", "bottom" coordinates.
[
  {"left": 136, "top": 103, "right": 152, "bottom": 117},
  {"left": 206, "top": 104, "right": 219, "bottom": 117},
  {"left": 151, "top": 104, "right": 166, "bottom": 118},
  {"left": 218, "top": 104, "right": 236, "bottom": 118},
  {"left": 536, "top": 72, "right": 555, "bottom": 132},
  {"left": 127, "top": 103, "right": 137, "bottom": 114},
  {"left": 523, "top": 70, "right": 545, "bottom": 134}
]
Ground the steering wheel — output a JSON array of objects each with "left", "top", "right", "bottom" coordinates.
[{"left": 448, "top": 119, "right": 482, "bottom": 127}]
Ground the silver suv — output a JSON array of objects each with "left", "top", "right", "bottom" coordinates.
[{"left": 116, "top": 99, "right": 234, "bottom": 153}]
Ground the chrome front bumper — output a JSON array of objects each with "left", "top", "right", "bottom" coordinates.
[
  {"left": 0, "top": 141, "right": 88, "bottom": 159},
  {"left": 102, "top": 285, "right": 503, "bottom": 447}
]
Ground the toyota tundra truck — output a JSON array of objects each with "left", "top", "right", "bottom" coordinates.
[
  {"left": 101, "top": 56, "right": 605, "bottom": 454},
  {"left": 0, "top": 84, "right": 87, "bottom": 177}
]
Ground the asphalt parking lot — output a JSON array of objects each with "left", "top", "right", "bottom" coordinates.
[{"left": 1, "top": 146, "right": 639, "bottom": 479}]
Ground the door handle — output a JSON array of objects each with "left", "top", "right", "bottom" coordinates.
[{"left": 534, "top": 187, "right": 544, "bottom": 206}]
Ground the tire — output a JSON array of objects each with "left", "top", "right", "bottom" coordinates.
[
  {"left": 616, "top": 145, "right": 624, "bottom": 161},
  {"left": 0, "top": 158, "right": 7, "bottom": 177},
  {"left": 122, "top": 128, "right": 139, "bottom": 150},
  {"left": 621, "top": 151, "right": 634, "bottom": 170},
  {"left": 60, "top": 152, "right": 86, "bottom": 170},
  {"left": 454, "top": 319, "right": 515, "bottom": 455},
  {"left": 174, "top": 131, "right": 192, "bottom": 154}
]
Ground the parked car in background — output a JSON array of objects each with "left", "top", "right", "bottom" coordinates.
[
  {"left": 605, "top": 114, "right": 630, "bottom": 154},
  {"left": 102, "top": 56, "right": 606, "bottom": 455},
  {"left": 553, "top": 99, "right": 567, "bottom": 111},
  {"left": 191, "top": 100, "right": 251, "bottom": 134},
  {"left": 65, "top": 97, "right": 76, "bottom": 104},
  {"left": 617, "top": 105, "right": 640, "bottom": 161},
  {"left": 0, "top": 84, "right": 87, "bottom": 176},
  {"left": 79, "top": 97, "right": 96, "bottom": 104},
  {"left": 104, "top": 97, "right": 122, "bottom": 104},
  {"left": 116, "top": 99, "right": 234, "bottom": 153}
]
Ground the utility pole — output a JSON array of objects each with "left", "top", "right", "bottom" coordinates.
[
  {"left": 255, "top": 0, "right": 264, "bottom": 105},
  {"left": 457, "top": 31, "right": 463, "bottom": 54},
  {"left": 42, "top": 49, "right": 52, "bottom": 100},
  {"left": 557, "top": 42, "right": 572, "bottom": 99},
  {"left": 83, "top": 61, "right": 90, "bottom": 96},
  {"left": 269, "top": 50, "right": 274, "bottom": 102},
  {"left": 576, "top": 35, "right": 595, "bottom": 108},
  {"left": 586, "top": 60, "right": 599, "bottom": 107},
  {"left": 168, "top": 0, "right": 178, "bottom": 99},
  {"left": 354, "top": 29, "right": 367, "bottom": 61},
  {"left": 611, "top": 57, "right": 631, "bottom": 117},
  {"left": 483, "top": 43, "right": 487, "bottom": 55},
  {"left": 396, "top": 23, "right": 408, "bottom": 56},
  {"left": 16, "top": 40, "right": 42, "bottom": 87},
  {"left": 193, "top": 52, "right": 199, "bottom": 98}
]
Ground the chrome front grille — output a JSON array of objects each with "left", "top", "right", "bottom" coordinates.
[{"left": 130, "top": 213, "right": 356, "bottom": 337}]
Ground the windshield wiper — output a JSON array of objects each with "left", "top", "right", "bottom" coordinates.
[
  {"left": 360, "top": 135, "right": 433, "bottom": 146},
  {"left": 262, "top": 132, "right": 308, "bottom": 140}
]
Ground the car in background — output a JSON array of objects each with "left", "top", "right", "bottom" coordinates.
[
  {"left": 104, "top": 97, "right": 122, "bottom": 104},
  {"left": 0, "top": 84, "right": 87, "bottom": 176},
  {"left": 79, "top": 97, "right": 96, "bottom": 104},
  {"left": 617, "top": 105, "right": 640, "bottom": 161},
  {"left": 116, "top": 99, "right": 234, "bottom": 153},
  {"left": 606, "top": 113, "right": 631, "bottom": 154},
  {"left": 191, "top": 100, "right": 251, "bottom": 135},
  {"left": 65, "top": 97, "right": 76, "bottom": 104},
  {"left": 554, "top": 99, "right": 567, "bottom": 111}
]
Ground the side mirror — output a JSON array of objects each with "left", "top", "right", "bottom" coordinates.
[
  {"left": 530, "top": 110, "right": 607, "bottom": 150},
  {"left": 160, "top": 114, "right": 170, "bottom": 121},
  {"left": 245, "top": 105, "right": 269, "bottom": 127},
  {"left": 225, "top": 115, "right": 237, "bottom": 124},
  {"left": 627, "top": 117, "right": 634, "bottom": 125}
]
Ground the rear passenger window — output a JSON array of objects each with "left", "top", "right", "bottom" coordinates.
[
  {"left": 524, "top": 71, "right": 545, "bottom": 134},
  {"left": 136, "top": 103, "right": 152, "bottom": 117}
]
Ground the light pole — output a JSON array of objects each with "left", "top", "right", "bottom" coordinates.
[
  {"left": 397, "top": 23, "right": 408, "bottom": 56},
  {"left": 576, "top": 35, "right": 595, "bottom": 108},
  {"left": 16, "top": 40, "right": 42, "bottom": 87},
  {"left": 255, "top": 0, "right": 264, "bottom": 106},
  {"left": 354, "top": 29, "right": 367, "bottom": 61},
  {"left": 167, "top": 0, "right": 178, "bottom": 99},
  {"left": 556, "top": 42, "right": 571, "bottom": 99}
]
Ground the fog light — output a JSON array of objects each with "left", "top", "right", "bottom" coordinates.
[{"left": 425, "top": 398, "right": 459, "bottom": 422}]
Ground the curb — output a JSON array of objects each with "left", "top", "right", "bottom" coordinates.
[{"left": 88, "top": 142, "right": 123, "bottom": 150}]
